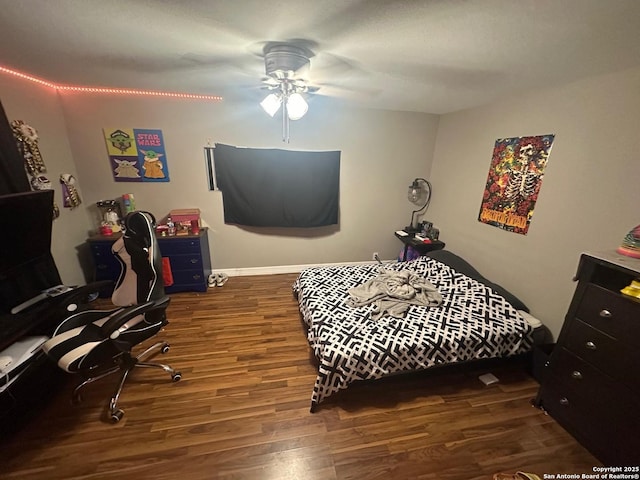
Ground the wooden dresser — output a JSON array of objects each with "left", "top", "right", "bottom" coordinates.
[
  {"left": 155, "top": 230, "right": 211, "bottom": 293},
  {"left": 87, "top": 228, "right": 211, "bottom": 295},
  {"left": 536, "top": 251, "right": 640, "bottom": 466}
]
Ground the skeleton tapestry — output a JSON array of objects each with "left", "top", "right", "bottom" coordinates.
[{"left": 478, "top": 134, "right": 555, "bottom": 235}]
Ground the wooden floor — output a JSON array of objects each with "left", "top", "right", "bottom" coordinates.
[{"left": 1, "top": 274, "right": 600, "bottom": 479}]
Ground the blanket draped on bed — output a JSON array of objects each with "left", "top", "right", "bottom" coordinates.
[{"left": 347, "top": 269, "right": 442, "bottom": 320}]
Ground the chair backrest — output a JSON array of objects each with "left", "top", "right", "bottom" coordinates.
[{"left": 111, "top": 211, "right": 165, "bottom": 307}]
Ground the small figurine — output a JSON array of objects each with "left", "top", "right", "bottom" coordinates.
[{"left": 617, "top": 224, "right": 640, "bottom": 258}]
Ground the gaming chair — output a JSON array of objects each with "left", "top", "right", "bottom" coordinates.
[{"left": 42, "top": 211, "right": 181, "bottom": 423}]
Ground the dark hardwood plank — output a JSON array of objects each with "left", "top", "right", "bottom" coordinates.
[{"left": 0, "top": 274, "right": 600, "bottom": 479}]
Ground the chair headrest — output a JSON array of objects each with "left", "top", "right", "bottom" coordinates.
[{"left": 123, "top": 211, "right": 156, "bottom": 248}]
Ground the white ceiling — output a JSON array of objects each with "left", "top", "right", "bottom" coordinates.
[{"left": 1, "top": 0, "right": 639, "bottom": 114}]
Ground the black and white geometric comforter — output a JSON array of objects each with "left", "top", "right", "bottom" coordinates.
[{"left": 293, "top": 256, "right": 534, "bottom": 409}]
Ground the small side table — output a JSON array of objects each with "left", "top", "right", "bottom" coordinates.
[{"left": 395, "top": 232, "right": 445, "bottom": 261}]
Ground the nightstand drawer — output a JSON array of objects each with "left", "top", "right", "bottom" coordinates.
[{"left": 576, "top": 283, "right": 640, "bottom": 341}]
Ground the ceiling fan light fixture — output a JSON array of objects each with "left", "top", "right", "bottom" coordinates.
[
  {"left": 259, "top": 42, "right": 315, "bottom": 141},
  {"left": 286, "top": 92, "right": 308, "bottom": 120},
  {"left": 260, "top": 92, "right": 282, "bottom": 117}
]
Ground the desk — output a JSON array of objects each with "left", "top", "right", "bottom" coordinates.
[
  {"left": 395, "top": 232, "right": 445, "bottom": 261},
  {"left": 0, "top": 288, "right": 89, "bottom": 426}
]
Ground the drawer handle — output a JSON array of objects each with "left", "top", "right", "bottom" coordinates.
[
  {"left": 559, "top": 397, "right": 569, "bottom": 406},
  {"left": 571, "top": 371, "right": 583, "bottom": 380},
  {"left": 193, "top": 274, "right": 201, "bottom": 280},
  {"left": 585, "top": 341, "right": 597, "bottom": 350},
  {"left": 599, "top": 309, "right": 612, "bottom": 318},
  {"left": 190, "top": 259, "right": 198, "bottom": 264}
]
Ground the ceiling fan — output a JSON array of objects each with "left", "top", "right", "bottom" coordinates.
[
  {"left": 245, "top": 39, "right": 376, "bottom": 142},
  {"left": 257, "top": 42, "right": 320, "bottom": 142},
  {"left": 263, "top": 42, "right": 313, "bottom": 82}
]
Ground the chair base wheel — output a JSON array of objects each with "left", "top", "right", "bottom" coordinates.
[
  {"left": 172, "top": 372, "right": 182, "bottom": 382},
  {"left": 161, "top": 343, "right": 170, "bottom": 354},
  {"left": 110, "top": 409, "right": 124, "bottom": 423}
]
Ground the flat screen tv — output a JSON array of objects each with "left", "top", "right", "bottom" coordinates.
[
  {"left": 0, "top": 190, "right": 62, "bottom": 315},
  {"left": 0, "top": 190, "right": 55, "bottom": 280}
]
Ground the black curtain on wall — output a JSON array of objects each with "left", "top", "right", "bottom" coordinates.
[
  {"left": 214, "top": 143, "right": 340, "bottom": 228},
  {"left": 0, "top": 99, "right": 30, "bottom": 194}
]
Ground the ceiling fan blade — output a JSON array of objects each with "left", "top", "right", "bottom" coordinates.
[{"left": 311, "top": 82, "right": 381, "bottom": 101}]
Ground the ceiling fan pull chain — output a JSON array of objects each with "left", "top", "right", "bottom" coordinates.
[{"left": 283, "top": 100, "right": 290, "bottom": 143}]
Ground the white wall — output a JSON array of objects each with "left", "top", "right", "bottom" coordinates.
[
  {"left": 428, "top": 66, "right": 640, "bottom": 339},
  {"left": 0, "top": 75, "right": 93, "bottom": 285},
  {"left": 11, "top": 63, "right": 636, "bottom": 341},
  {"left": 57, "top": 93, "right": 439, "bottom": 269}
]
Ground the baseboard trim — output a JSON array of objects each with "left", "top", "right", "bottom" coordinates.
[{"left": 212, "top": 259, "right": 391, "bottom": 277}]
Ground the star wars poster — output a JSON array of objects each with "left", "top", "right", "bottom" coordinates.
[
  {"left": 103, "top": 128, "right": 170, "bottom": 182},
  {"left": 478, "top": 134, "right": 554, "bottom": 235}
]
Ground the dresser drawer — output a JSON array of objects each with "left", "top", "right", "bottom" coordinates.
[
  {"left": 565, "top": 318, "right": 640, "bottom": 391},
  {"left": 90, "top": 242, "right": 115, "bottom": 257},
  {"left": 90, "top": 243, "right": 120, "bottom": 268},
  {"left": 576, "top": 283, "right": 640, "bottom": 341},
  {"left": 551, "top": 347, "right": 638, "bottom": 409},
  {"left": 165, "top": 254, "right": 204, "bottom": 270},
  {"left": 164, "top": 269, "right": 207, "bottom": 293},
  {"left": 157, "top": 238, "right": 202, "bottom": 255},
  {"left": 539, "top": 383, "right": 639, "bottom": 466},
  {"left": 93, "top": 256, "right": 120, "bottom": 272},
  {"left": 170, "top": 269, "right": 205, "bottom": 285},
  {"left": 542, "top": 346, "right": 640, "bottom": 465},
  {"left": 88, "top": 241, "right": 120, "bottom": 296}
]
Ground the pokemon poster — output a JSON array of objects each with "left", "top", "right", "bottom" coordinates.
[
  {"left": 104, "top": 128, "right": 170, "bottom": 182},
  {"left": 478, "top": 134, "right": 554, "bottom": 235}
]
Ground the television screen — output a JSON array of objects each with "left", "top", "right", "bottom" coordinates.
[{"left": 0, "top": 190, "right": 55, "bottom": 280}]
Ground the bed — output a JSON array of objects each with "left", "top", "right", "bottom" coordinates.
[{"left": 293, "top": 250, "right": 539, "bottom": 411}]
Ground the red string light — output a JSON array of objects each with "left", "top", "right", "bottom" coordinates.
[{"left": 0, "top": 65, "right": 223, "bottom": 101}]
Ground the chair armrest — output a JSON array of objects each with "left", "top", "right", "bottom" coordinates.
[
  {"left": 99, "top": 296, "right": 170, "bottom": 339},
  {"left": 52, "top": 280, "right": 114, "bottom": 309},
  {"left": 99, "top": 300, "right": 155, "bottom": 338},
  {"left": 53, "top": 308, "right": 120, "bottom": 335}
]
